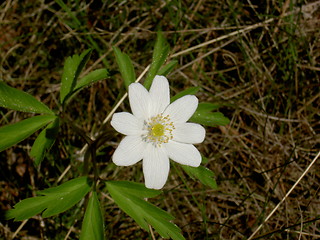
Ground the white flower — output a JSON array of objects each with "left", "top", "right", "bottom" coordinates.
[{"left": 111, "top": 75, "right": 206, "bottom": 189}]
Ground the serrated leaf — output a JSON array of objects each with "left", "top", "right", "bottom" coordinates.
[
  {"left": 107, "top": 181, "right": 160, "bottom": 199},
  {"left": 60, "top": 49, "right": 92, "bottom": 104},
  {"left": 171, "top": 87, "right": 200, "bottom": 103},
  {"left": 30, "top": 117, "right": 59, "bottom": 166},
  {"left": 0, "top": 81, "right": 54, "bottom": 114},
  {"left": 106, "top": 181, "right": 185, "bottom": 240},
  {"left": 113, "top": 46, "right": 136, "bottom": 89},
  {"left": 190, "top": 103, "right": 230, "bottom": 127},
  {"left": 158, "top": 60, "right": 178, "bottom": 76},
  {"left": 80, "top": 192, "right": 105, "bottom": 240},
  {"left": 181, "top": 165, "right": 218, "bottom": 189},
  {"left": 5, "top": 177, "right": 92, "bottom": 221},
  {"left": 144, "top": 32, "right": 170, "bottom": 89},
  {"left": 74, "top": 69, "right": 109, "bottom": 92},
  {"left": 0, "top": 115, "right": 56, "bottom": 152},
  {"left": 190, "top": 111, "right": 230, "bottom": 126}
]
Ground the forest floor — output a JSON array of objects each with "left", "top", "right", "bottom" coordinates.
[{"left": 1, "top": 0, "right": 320, "bottom": 239}]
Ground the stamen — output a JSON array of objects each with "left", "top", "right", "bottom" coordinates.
[{"left": 142, "top": 114, "right": 175, "bottom": 147}]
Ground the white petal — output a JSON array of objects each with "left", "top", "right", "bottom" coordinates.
[
  {"left": 149, "top": 75, "right": 170, "bottom": 116},
  {"left": 128, "top": 83, "right": 151, "bottom": 119},
  {"left": 165, "top": 141, "right": 201, "bottom": 167},
  {"left": 111, "top": 112, "right": 143, "bottom": 135},
  {"left": 113, "top": 135, "right": 146, "bottom": 166},
  {"left": 164, "top": 95, "right": 198, "bottom": 123},
  {"left": 173, "top": 123, "right": 206, "bottom": 144},
  {"left": 143, "top": 144, "right": 170, "bottom": 189}
]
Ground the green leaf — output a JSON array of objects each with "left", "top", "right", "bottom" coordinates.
[
  {"left": 0, "top": 115, "right": 56, "bottom": 152},
  {"left": 158, "top": 60, "right": 178, "bottom": 76},
  {"left": 6, "top": 177, "right": 92, "bottom": 221},
  {"left": 107, "top": 181, "right": 160, "bottom": 199},
  {"left": 30, "top": 117, "right": 60, "bottom": 166},
  {"left": 80, "top": 192, "right": 105, "bottom": 240},
  {"left": 190, "top": 111, "right": 230, "bottom": 126},
  {"left": 113, "top": 46, "right": 136, "bottom": 89},
  {"left": 144, "top": 32, "right": 170, "bottom": 89},
  {"left": 60, "top": 49, "right": 92, "bottom": 104},
  {"left": 190, "top": 103, "right": 230, "bottom": 126},
  {"left": 0, "top": 81, "right": 54, "bottom": 114},
  {"left": 181, "top": 165, "right": 218, "bottom": 189},
  {"left": 74, "top": 69, "right": 109, "bottom": 92},
  {"left": 106, "top": 181, "right": 185, "bottom": 240},
  {"left": 171, "top": 87, "right": 200, "bottom": 103}
]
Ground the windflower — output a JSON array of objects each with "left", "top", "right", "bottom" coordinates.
[{"left": 111, "top": 75, "right": 206, "bottom": 189}]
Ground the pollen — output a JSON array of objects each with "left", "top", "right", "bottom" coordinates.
[{"left": 142, "top": 114, "right": 175, "bottom": 147}]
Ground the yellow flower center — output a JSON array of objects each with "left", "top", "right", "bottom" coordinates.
[
  {"left": 151, "top": 123, "right": 165, "bottom": 137},
  {"left": 143, "top": 114, "right": 175, "bottom": 147}
]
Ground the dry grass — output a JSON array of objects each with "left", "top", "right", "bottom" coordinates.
[{"left": 1, "top": 0, "right": 320, "bottom": 239}]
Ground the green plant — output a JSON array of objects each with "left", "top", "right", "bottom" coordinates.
[{"left": 1, "top": 33, "right": 229, "bottom": 240}]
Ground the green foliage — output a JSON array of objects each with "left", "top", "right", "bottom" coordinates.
[
  {"left": 171, "top": 86, "right": 200, "bottom": 103},
  {"left": 106, "top": 181, "right": 185, "bottom": 240},
  {"left": 0, "top": 115, "right": 57, "bottom": 152},
  {"left": 113, "top": 46, "right": 136, "bottom": 89},
  {"left": 60, "top": 49, "right": 92, "bottom": 104},
  {"left": 144, "top": 32, "right": 170, "bottom": 89},
  {"left": 6, "top": 177, "right": 92, "bottom": 221},
  {"left": 30, "top": 117, "right": 60, "bottom": 166},
  {"left": 190, "top": 102, "right": 230, "bottom": 126},
  {"left": 181, "top": 165, "right": 218, "bottom": 189},
  {"left": 80, "top": 192, "right": 105, "bottom": 240},
  {"left": 158, "top": 60, "right": 178, "bottom": 76},
  {"left": 74, "top": 69, "right": 109, "bottom": 93},
  {"left": 0, "top": 81, "right": 54, "bottom": 114}
]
